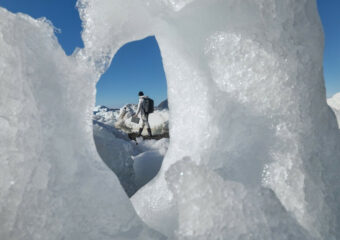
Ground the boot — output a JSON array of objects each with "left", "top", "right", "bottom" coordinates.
[
  {"left": 137, "top": 128, "right": 143, "bottom": 137},
  {"left": 147, "top": 128, "right": 152, "bottom": 137}
]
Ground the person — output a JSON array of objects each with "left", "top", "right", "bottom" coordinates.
[{"left": 133, "top": 91, "right": 152, "bottom": 137}]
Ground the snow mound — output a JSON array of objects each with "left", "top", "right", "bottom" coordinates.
[
  {"left": 157, "top": 99, "right": 168, "bottom": 110},
  {"left": 93, "top": 120, "right": 137, "bottom": 196},
  {"left": 92, "top": 117, "right": 169, "bottom": 196},
  {"left": 91, "top": 102, "right": 169, "bottom": 196},
  {"left": 93, "top": 103, "right": 169, "bottom": 135},
  {"left": 328, "top": 93, "right": 340, "bottom": 127},
  {"left": 133, "top": 138, "right": 169, "bottom": 189}
]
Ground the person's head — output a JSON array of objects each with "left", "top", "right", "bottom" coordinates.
[{"left": 138, "top": 91, "right": 144, "bottom": 96}]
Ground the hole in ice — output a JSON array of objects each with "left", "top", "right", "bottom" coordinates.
[{"left": 93, "top": 36, "right": 169, "bottom": 197}]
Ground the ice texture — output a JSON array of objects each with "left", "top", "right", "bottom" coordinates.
[
  {"left": 93, "top": 121, "right": 137, "bottom": 196},
  {"left": 157, "top": 99, "right": 169, "bottom": 110},
  {"left": 92, "top": 105, "right": 169, "bottom": 196},
  {"left": 166, "top": 158, "right": 314, "bottom": 240},
  {"left": 1, "top": 0, "right": 340, "bottom": 239},
  {"left": 93, "top": 104, "right": 169, "bottom": 135},
  {"left": 133, "top": 138, "right": 169, "bottom": 190},
  {"left": 78, "top": 0, "right": 340, "bottom": 238},
  {"left": 328, "top": 93, "right": 340, "bottom": 127},
  {"left": 0, "top": 8, "right": 163, "bottom": 240}
]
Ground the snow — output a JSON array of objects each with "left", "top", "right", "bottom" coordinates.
[
  {"left": 1, "top": 0, "right": 340, "bottom": 239},
  {"left": 157, "top": 99, "right": 169, "bottom": 110},
  {"left": 92, "top": 105, "right": 169, "bottom": 196},
  {"left": 328, "top": 93, "right": 340, "bottom": 127},
  {"left": 133, "top": 138, "right": 169, "bottom": 189},
  {"left": 93, "top": 104, "right": 169, "bottom": 135},
  {"left": 116, "top": 104, "right": 169, "bottom": 135},
  {"left": 93, "top": 121, "right": 137, "bottom": 197}
]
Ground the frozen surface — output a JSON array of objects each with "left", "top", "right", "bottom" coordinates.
[
  {"left": 328, "top": 93, "right": 340, "bottom": 127},
  {"left": 92, "top": 107, "right": 169, "bottom": 196},
  {"left": 78, "top": 0, "right": 340, "bottom": 238},
  {"left": 166, "top": 158, "right": 314, "bottom": 240},
  {"left": 0, "top": 8, "right": 163, "bottom": 240},
  {"left": 1, "top": 0, "right": 340, "bottom": 239},
  {"left": 157, "top": 99, "right": 169, "bottom": 110},
  {"left": 93, "top": 121, "right": 137, "bottom": 196},
  {"left": 93, "top": 104, "right": 169, "bottom": 135},
  {"left": 133, "top": 138, "right": 169, "bottom": 189}
]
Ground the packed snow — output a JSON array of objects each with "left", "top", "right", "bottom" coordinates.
[
  {"left": 92, "top": 103, "right": 169, "bottom": 196},
  {"left": 94, "top": 103, "right": 169, "bottom": 136},
  {"left": 1, "top": 0, "right": 340, "bottom": 240},
  {"left": 328, "top": 93, "right": 340, "bottom": 127}
]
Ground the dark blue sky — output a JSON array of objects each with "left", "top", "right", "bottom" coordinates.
[
  {"left": 96, "top": 36, "right": 167, "bottom": 107},
  {"left": 0, "top": 0, "right": 83, "bottom": 55},
  {"left": 0, "top": 0, "right": 339, "bottom": 106},
  {"left": 317, "top": 1, "right": 340, "bottom": 97}
]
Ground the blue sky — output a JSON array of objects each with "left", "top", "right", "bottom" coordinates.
[
  {"left": 317, "top": 1, "right": 340, "bottom": 97},
  {"left": 0, "top": 0, "right": 83, "bottom": 55},
  {"left": 0, "top": 0, "right": 339, "bottom": 106},
  {"left": 96, "top": 36, "right": 167, "bottom": 107}
]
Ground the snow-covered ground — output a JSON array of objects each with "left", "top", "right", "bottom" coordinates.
[
  {"left": 92, "top": 103, "right": 169, "bottom": 196},
  {"left": 93, "top": 104, "right": 169, "bottom": 135},
  {"left": 328, "top": 93, "right": 340, "bottom": 127}
]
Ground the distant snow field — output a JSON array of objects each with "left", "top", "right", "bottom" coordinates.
[
  {"left": 92, "top": 102, "right": 169, "bottom": 196},
  {"left": 328, "top": 93, "right": 340, "bottom": 127}
]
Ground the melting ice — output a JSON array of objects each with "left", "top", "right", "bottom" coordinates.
[{"left": 1, "top": 0, "right": 340, "bottom": 239}]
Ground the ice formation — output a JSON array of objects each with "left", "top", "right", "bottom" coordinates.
[
  {"left": 113, "top": 104, "right": 169, "bottom": 135},
  {"left": 93, "top": 105, "right": 169, "bottom": 135},
  {"left": 92, "top": 105, "right": 169, "bottom": 196},
  {"left": 133, "top": 138, "right": 169, "bottom": 190},
  {"left": 93, "top": 121, "right": 137, "bottom": 196},
  {"left": 1, "top": 0, "right": 340, "bottom": 239},
  {"left": 328, "top": 93, "right": 340, "bottom": 127},
  {"left": 0, "top": 8, "right": 163, "bottom": 240}
]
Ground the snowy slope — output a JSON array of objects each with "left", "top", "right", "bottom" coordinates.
[
  {"left": 93, "top": 103, "right": 169, "bottom": 135},
  {"left": 157, "top": 99, "right": 168, "bottom": 110},
  {"left": 327, "top": 93, "right": 340, "bottom": 127},
  {"left": 92, "top": 104, "right": 169, "bottom": 196},
  {"left": 133, "top": 138, "right": 169, "bottom": 189},
  {"left": 93, "top": 120, "right": 137, "bottom": 196}
]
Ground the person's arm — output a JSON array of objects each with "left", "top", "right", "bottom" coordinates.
[
  {"left": 134, "top": 98, "right": 143, "bottom": 117},
  {"left": 118, "top": 107, "right": 126, "bottom": 119}
]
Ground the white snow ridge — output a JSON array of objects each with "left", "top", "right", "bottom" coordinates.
[
  {"left": 1, "top": 1, "right": 340, "bottom": 240},
  {"left": 92, "top": 104, "right": 169, "bottom": 197},
  {"left": 328, "top": 93, "right": 340, "bottom": 127}
]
